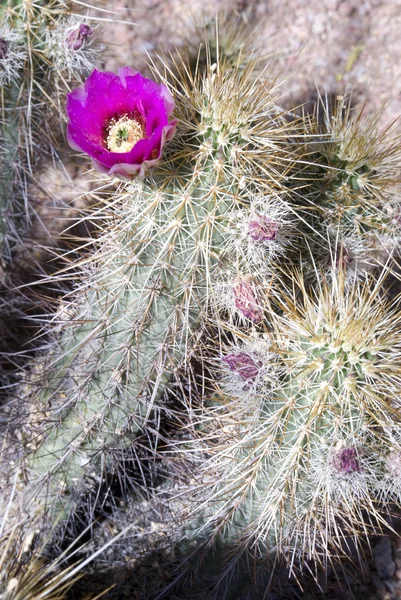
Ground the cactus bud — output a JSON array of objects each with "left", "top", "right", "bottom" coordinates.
[
  {"left": 247, "top": 215, "right": 279, "bottom": 242},
  {"left": 223, "top": 352, "right": 261, "bottom": 381},
  {"left": 65, "top": 23, "right": 93, "bottom": 51},
  {"left": 332, "top": 447, "right": 360, "bottom": 473},
  {"left": 233, "top": 278, "right": 263, "bottom": 323}
]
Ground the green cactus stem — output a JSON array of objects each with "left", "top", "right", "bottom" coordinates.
[
  {"left": 301, "top": 94, "right": 401, "bottom": 279},
  {"left": 0, "top": 1, "right": 99, "bottom": 277}
]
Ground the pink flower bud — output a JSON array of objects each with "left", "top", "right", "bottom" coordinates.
[
  {"left": 223, "top": 352, "right": 261, "bottom": 381},
  {"left": 233, "top": 279, "right": 263, "bottom": 323},
  {"left": 332, "top": 447, "right": 360, "bottom": 473},
  {"left": 65, "top": 23, "right": 94, "bottom": 51},
  {"left": 248, "top": 216, "right": 279, "bottom": 242}
]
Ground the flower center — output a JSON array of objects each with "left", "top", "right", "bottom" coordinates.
[{"left": 106, "top": 115, "right": 145, "bottom": 153}]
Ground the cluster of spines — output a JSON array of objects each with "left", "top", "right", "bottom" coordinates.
[
  {"left": 0, "top": 477, "right": 125, "bottom": 600},
  {"left": 298, "top": 92, "right": 401, "bottom": 280}
]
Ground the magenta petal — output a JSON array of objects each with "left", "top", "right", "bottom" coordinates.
[
  {"left": 66, "top": 67, "right": 176, "bottom": 178},
  {"left": 118, "top": 66, "right": 140, "bottom": 86},
  {"left": 160, "top": 84, "right": 175, "bottom": 117}
]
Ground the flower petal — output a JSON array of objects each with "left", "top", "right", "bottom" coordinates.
[{"left": 67, "top": 67, "right": 176, "bottom": 178}]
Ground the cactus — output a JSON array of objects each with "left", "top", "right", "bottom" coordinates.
[
  {"left": 13, "top": 13, "right": 401, "bottom": 598},
  {"left": 300, "top": 93, "right": 401, "bottom": 280},
  {"left": 23, "top": 41, "right": 302, "bottom": 520},
  {"left": 168, "top": 265, "right": 401, "bottom": 597},
  {"left": 0, "top": 0, "right": 99, "bottom": 282}
]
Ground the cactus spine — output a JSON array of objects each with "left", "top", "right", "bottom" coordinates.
[
  {"left": 0, "top": 476, "right": 122, "bottom": 600},
  {"left": 301, "top": 94, "right": 401, "bottom": 279}
]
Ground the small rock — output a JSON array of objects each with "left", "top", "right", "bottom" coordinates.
[
  {"left": 374, "top": 537, "right": 396, "bottom": 578},
  {"left": 397, "top": 568, "right": 401, "bottom": 580}
]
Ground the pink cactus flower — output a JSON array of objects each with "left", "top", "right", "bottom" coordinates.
[
  {"left": 67, "top": 67, "right": 177, "bottom": 178},
  {"left": 248, "top": 215, "right": 279, "bottom": 242},
  {"left": 332, "top": 447, "right": 360, "bottom": 473},
  {"left": 65, "top": 23, "right": 94, "bottom": 51},
  {"left": 223, "top": 352, "right": 261, "bottom": 381},
  {"left": 233, "top": 279, "right": 263, "bottom": 323}
]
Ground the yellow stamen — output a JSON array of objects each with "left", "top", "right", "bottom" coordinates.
[{"left": 106, "top": 115, "right": 145, "bottom": 153}]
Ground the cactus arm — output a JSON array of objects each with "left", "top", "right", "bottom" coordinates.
[
  {"left": 27, "top": 175, "right": 240, "bottom": 507},
  {"left": 23, "top": 39, "right": 302, "bottom": 517}
]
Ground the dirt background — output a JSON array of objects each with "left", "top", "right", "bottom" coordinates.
[{"left": 97, "top": 0, "right": 401, "bottom": 125}]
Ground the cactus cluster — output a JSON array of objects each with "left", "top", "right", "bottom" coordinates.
[
  {"left": 23, "top": 44, "right": 300, "bottom": 519},
  {"left": 2, "top": 10, "right": 401, "bottom": 600},
  {"left": 0, "top": 0, "right": 99, "bottom": 284}
]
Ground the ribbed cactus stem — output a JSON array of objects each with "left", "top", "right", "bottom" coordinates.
[
  {"left": 28, "top": 176, "right": 238, "bottom": 506},
  {"left": 0, "top": 1, "right": 99, "bottom": 271},
  {"left": 0, "top": 54, "right": 22, "bottom": 275},
  {"left": 302, "top": 95, "right": 401, "bottom": 278}
]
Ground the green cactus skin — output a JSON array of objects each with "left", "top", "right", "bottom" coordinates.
[
  {"left": 24, "top": 47, "right": 301, "bottom": 518},
  {"left": 167, "top": 267, "right": 401, "bottom": 598},
  {"left": 0, "top": 119, "right": 16, "bottom": 284},
  {"left": 27, "top": 178, "right": 237, "bottom": 506},
  {"left": 0, "top": 58, "right": 23, "bottom": 283}
]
